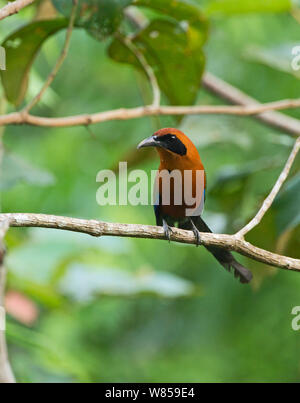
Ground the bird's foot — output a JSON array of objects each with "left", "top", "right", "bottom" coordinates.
[
  {"left": 163, "top": 219, "right": 173, "bottom": 243},
  {"left": 189, "top": 218, "right": 202, "bottom": 247}
]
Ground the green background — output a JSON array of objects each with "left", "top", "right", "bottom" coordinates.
[{"left": 0, "top": 0, "right": 300, "bottom": 382}]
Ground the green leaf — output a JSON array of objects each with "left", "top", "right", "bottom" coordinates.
[
  {"left": 134, "top": 0, "right": 208, "bottom": 44},
  {"left": 52, "top": 0, "right": 133, "bottom": 40},
  {"left": 60, "top": 263, "right": 199, "bottom": 300},
  {"left": 51, "top": 0, "right": 74, "bottom": 15},
  {"left": 0, "top": 152, "right": 56, "bottom": 190},
  {"left": 109, "top": 0, "right": 208, "bottom": 106},
  {"left": 108, "top": 18, "right": 206, "bottom": 106},
  {"left": 273, "top": 173, "right": 300, "bottom": 235},
  {"left": 0, "top": 19, "right": 68, "bottom": 106},
  {"left": 202, "top": 0, "right": 293, "bottom": 15}
]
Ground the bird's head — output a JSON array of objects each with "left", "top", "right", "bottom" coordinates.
[{"left": 137, "top": 128, "right": 202, "bottom": 166}]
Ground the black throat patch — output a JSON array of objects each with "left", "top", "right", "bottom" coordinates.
[{"left": 155, "top": 134, "right": 187, "bottom": 156}]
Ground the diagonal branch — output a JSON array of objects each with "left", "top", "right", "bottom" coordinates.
[
  {"left": 1, "top": 96, "right": 300, "bottom": 129},
  {"left": 0, "top": 0, "right": 35, "bottom": 21},
  {"left": 0, "top": 213, "right": 299, "bottom": 272},
  {"left": 22, "top": 0, "right": 78, "bottom": 113},
  {"left": 236, "top": 137, "right": 300, "bottom": 238},
  {"left": 0, "top": 219, "right": 15, "bottom": 384},
  {"left": 202, "top": 72, "right": 300, "bottom": 137},
  {"left": 125, "top": 7, "right": 300, "bottom": 138}
]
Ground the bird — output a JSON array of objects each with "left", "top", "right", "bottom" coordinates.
[{"left": 137, "top": 127, "right": 252, "bottom": 284}]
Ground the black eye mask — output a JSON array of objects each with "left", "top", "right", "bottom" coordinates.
[{"left": 154, "top": 134, "right": 187, "bottom": 156}]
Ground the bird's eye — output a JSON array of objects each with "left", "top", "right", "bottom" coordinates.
[{"left": 156, "top": 134, "right": 177, "bottom": 143}]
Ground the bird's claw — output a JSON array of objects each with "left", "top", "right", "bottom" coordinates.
[
  {"left": 190, "top": 219, "right": 202, "bottom": 247},
  {"left": 163, "top": 219, "right": 173, "bottom": 243}
]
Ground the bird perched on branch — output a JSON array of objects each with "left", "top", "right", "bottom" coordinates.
[{"left": 137, "top": 128, "right": 252, "bottom": 284}]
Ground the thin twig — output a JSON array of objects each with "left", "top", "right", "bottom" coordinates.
[
  {"left": 118, "top": 34, "right": 161, "bottom": 107},
  {"left": 0, "top": 94, "right": 7, "bottom": 212},
  {"left": 0, "top": 219, "right": 15, "bottom": 384},
  {"left": 0, "top": 0, "right": 35, "bottom": 21},
  {"left": 22, "top": 0, "right": 78, "bottom": 113},
  {"left": 123, "top": 5, "right": 160, "bottom": 107},
  {"left": 0, "top": 213, "right": 299, "bottom": 272},
  {"left": 124, "top": 6, "right": 148, "bottom": 29},
  {"left": 236, "top": 137, "right": 300, "bottom": 238},
  {"left": 1, "top": 96, "right": 300, "bottom": 130}
]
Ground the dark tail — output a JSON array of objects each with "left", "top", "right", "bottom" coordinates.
[{"left": 194, "top": 217, "right": 253, "bottom": 284}]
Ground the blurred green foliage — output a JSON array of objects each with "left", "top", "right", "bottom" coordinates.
[
  {"left": 0, "top": 0, "right": 300, "bottom": 383},
  {"left": 0, "top": 19, "right": 68, "bottom": 105},
  {"left": 52, "top": 0, "right": 133, "bottom": 40}
]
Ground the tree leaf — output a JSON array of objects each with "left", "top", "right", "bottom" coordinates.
[
  {"left": 273, "top": 173, "right": 300, "bottom": 235},
  {"left": 108, "top": 18, "right": 206, "bottom": 106},
  {"left": 51, "top": 0, "right": 74, "bottom": 15},
  {"left": 52, "top": 0, "right": 133, "bottom": 40},
  {"left": 134, "top": 0, "right": 208, "bottom": 44},
  {"left": 109, "top": 0, "right": 208, "bottom": 106},
  {"left": 0, "top": 19, "right": 68, "bottom": 106},
  {"left": 60, "top": 263, "right": 198, "bottom": 300},
  {"left": 0, "top": 151, "right": 56, "bottom": 190}
]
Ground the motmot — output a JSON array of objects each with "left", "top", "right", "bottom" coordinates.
[{"left": 138, "top": 128, "right": 252, "bottom": 284}]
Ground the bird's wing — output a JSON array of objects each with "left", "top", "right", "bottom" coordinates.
[
  {"left": 153, "top": 189, "right": 163, "bottom": 226},
  {"left": 154, "top": 203, "right": 163, "bottom": 226}
]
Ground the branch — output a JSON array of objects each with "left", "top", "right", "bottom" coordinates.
[
  {"left": 123, "top": 7, "right": 300, "bottom": 138},
  {"left": 1, "top": 2, "right": 299, "bottom": 135},
  {"left": 0, "top": 0, "right": 35, "bottom": 21},
  {"left": 0, "top": 220, "right": 15, "bottom": 383},
  {"left": 118, "top": 34, "right": 160, "bottom": 107},
  {"left": 202, "top": 72, "right": 300, "bottom": 137},
  {"left": 1, "top": 97, "right": 300, "bottom": 129},
  {"left": 23, "top": 0, "right": 78, "bottom": 113},
  {"left": 236, "top": 137, "right": 300, "bottom": 238},
  {"left": 0, "top": 213, "right": 299, "bottom": 273}
]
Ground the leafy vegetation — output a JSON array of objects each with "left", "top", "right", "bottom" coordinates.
[{"left": 0, "top": 0, "right": 299, "bottom": 383}]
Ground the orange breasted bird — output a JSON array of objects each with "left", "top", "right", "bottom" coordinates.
[{"left": 137, "top": 128, "right": 252, "bottom": 284}]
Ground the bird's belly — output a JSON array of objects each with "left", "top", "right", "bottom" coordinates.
[
  {"left": 160, "top": 204, "right": 188, "bottom": 218},
  {"left": 157, "top": 170, "right": 205, "bottom": 218}
]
